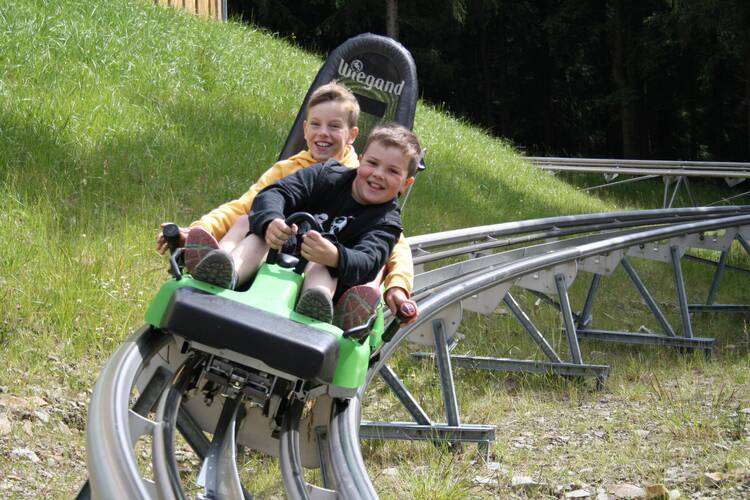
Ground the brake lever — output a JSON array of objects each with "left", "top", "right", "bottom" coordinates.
[
  {"left": 342, "top": 314, "right": 379, "bottom": 342},
  {"left": 162, "top": 223, "right": 183, "bottom": 280}
]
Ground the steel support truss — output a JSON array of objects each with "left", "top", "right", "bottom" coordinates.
[{"left": 356, "top": 212, "right": 750, "bottom": 455}]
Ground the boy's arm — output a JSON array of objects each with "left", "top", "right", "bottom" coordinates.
[
  {"left": 330, "top": 225, "right": 400, "bottom": 289},
  {"left": 249, "top": 164, "right": 321, "bottom": 237},
  {"left": 189, "top": 159, "right": 303, "bottom": 240},
  {"left": 383, "top": 234, "right": 413, "bottom": 296}
]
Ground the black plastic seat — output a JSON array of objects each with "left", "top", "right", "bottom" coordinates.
[
  {"left": 279, "top": 33, "right": 418, "bottom": 160},
  {"left": 162, "top": 287, "right": 340, "bottom": 384}
]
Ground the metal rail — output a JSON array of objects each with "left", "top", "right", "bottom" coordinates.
[
  {"left": 408, "top": 206, "right": 750, "bottom": 256},
  {"left": 527, "top": 157, "right": 750, "bottom": 179},
  {"left": 86, "top": 209, "right": 750, "bottom": 499},
  {"left": 377, "top": 215, "right": 750, "bottom": 368},
  {"left": 359, "top": 214, "right": 750, "bottom": 454},
  {"left": 526, "top": 157, "right": 750, "bottom": 207}
]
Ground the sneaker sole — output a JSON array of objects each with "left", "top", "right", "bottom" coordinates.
[
  {"left": 185, "top": 227, "right": 220, "bottom": 273},
  {"left": 296, "top": 289, "right": 334, "bottom": 323},
  {"left": 191, "top": 250, "right": 235, "bottom": 289},
  {"left": 334, "top": 285, "right": 381, "bottom": 331}
]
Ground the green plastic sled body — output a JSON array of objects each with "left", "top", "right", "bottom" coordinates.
[{"left": 145, "top": 262, "right": 383, "bottom": 395}]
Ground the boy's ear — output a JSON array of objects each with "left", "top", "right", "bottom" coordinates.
[{"left": 347, "top": 126, "right": 359, "bottom": 144}]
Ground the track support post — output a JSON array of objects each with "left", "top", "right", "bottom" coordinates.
[
  {"left": 555, "top": 273, "right": 583, "bottom": 364},
  {"left": 670, "top": 245, "right": 694, "bottom": 339},
  {"left": 433, "top": 319, "right": 461, "bottom": 428}
]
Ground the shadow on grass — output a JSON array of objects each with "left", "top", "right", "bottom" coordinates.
[{"left": 1, "top": 94, "right": 291, "bottom": 235}]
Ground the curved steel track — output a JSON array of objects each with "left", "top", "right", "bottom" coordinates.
[
  {"left": 85, "top": 207, "right": 750, "bottom": 498},
  {"left": 526, "top": 157, "right": 750, "bottom": 207}
]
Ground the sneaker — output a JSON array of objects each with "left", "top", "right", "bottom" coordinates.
[
  {"left": 295, "top": 286, "right": 334, "bottom": 323},
  {"left": 334, "top": 285, "right": 381, "bottom": 331},
  {"left": 184, "top": 227, "right": 220, "bottom": 273},
  {"left": 191, "top": 249, "right": 237, "bottom": 289}
]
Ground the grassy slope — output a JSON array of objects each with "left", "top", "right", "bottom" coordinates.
[
  {"left": 0, "top": 0, "right": 611, "bottom": 382},
  {"left": 0, "top": 1, "right": 747, "bottom": 498}
]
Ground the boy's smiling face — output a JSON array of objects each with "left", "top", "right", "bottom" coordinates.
[
  {"left": 303, "top": 100, "right": 359, "bottom": 162},
  {"left": 352, "top": 141, "right": 414, "bottom": 205}
]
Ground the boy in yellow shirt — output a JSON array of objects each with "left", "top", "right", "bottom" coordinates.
[{"left": 157, "top": 81, "right": 417, "bottom": 325}]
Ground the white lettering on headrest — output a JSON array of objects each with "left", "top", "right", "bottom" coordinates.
[{"left": 338, "top": 59, "right": 405, "bottom": 96}]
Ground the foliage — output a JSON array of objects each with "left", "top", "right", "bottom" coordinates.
[{"left": 228, "top": 0, "right": 750, "bottom": 160}]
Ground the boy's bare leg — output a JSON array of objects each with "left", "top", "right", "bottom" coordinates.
[
  {"left": 229, "top": 234, "right": 268, "bottom": 286},
  {"left": 301, "top": 263, "right": 337, "bottom": 297},
  {"left": 218, "top": 216, "right": 250, "bottom": 254},
  {"left": 295, "top": 263, "right": 337, "bottom": 322}
]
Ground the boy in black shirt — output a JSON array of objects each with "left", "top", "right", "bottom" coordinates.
[{"left": 192, "top": 124, "right": 421, "bottom": 323}]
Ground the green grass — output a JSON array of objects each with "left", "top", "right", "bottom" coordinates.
[{"left": 0, "top": 0, "right": 748, "bottom": 498}]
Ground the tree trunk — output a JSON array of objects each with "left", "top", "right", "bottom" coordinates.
[
  {"left": 610, "top": 0, "right": 639, "bottom": 158},
  {"left": 385, "top": 0, "right": 398, "bottom": 40},
  {"left": 479, "top": 22, "right": 493, "bottom": 129}
]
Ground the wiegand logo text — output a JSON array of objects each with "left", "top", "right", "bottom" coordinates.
[{"left": 338, "top": 59, "right": 405, "bottom": 96}]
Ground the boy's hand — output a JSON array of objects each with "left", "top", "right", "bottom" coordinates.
[
  {"left": 266, "top": 219, "right": 297, "bottom": 249},
  {"left": 156, "top": 223, "right": 188, "bottom": 255},
  {"left": 300, "top": 231, "right": 338, "bottom": 267},
  {"left": 384, "top": 287, "right": 418, "bottom": 326}
]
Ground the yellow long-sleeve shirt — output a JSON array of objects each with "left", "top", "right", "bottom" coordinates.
[{"left": 189, "top": 146, "right": 413, "bottom": 295}]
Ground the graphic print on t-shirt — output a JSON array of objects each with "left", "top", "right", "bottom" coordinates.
[{"left": 313, "top": 213, "right": 353, "bottom": 236}]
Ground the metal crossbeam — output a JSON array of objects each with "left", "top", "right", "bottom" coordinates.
[
  {"left": 576, "top": 329, "right": 714, "bottom": 354},
  {"left": 689, "top": 304, "right": 750, "bottom": 313},
  {"left": 358, "top": 422, "right": 495, "bottom": 458},
  {"left": 412, "top": 353, "right": 609, "bottom": 385}
]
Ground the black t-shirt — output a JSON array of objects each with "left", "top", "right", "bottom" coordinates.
[{"left": 250, "top": 161, "right": 402, "bottom": 289}]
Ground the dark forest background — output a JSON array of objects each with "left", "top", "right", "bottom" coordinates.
[{"left": 227, "top": 0, "right": 750, "bottom": 161}]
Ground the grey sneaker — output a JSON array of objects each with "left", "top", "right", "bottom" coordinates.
[
  {"left": 295, "top": 286, "right": 334, "bottom": 323},
  {"left": 334, "top": 285, "right": 381, "bottom": 331},
  {"left": 191, "top": 249, "right": 237, "bottom": 289},
  {"left": 184, "top": 227, "right": 220, "bottom": 273}
]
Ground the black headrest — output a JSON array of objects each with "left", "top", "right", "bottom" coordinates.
[{"left": 279, "top": 33, "right": 419, "bottom": 161}]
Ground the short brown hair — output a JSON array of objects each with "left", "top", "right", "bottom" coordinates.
[
  {"left": 363, "top": 123, "right": 422, "bottom": 177},
  {"left": 307, "top": 81, "right": 360, "bottom": 129}
]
